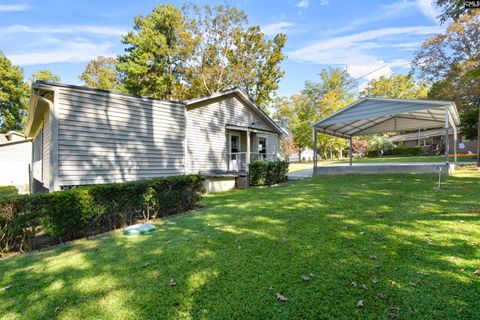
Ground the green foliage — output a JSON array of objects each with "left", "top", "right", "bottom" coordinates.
[
  {"left": 367, "top": 135, "right": 395, "bottom": 156},
  {"left": 80, "top": 56, "right": 120, "bottom": 90},
  {"left": 460, "top": 105, "right": 479, "bottom": 141},
  {"left": 361, "top": 74, "right": 429, "bottom": 99},
  {"left": 0, "top": 51, "right": 29, "bottom": 132},
  {"left": 29, "top": 69, "right": 61, "bottom": 83},
  {"left": 413, "top": 10, "right": 479, "bottom": 116},
  {"left": 248, "top": 160, "right": 289, "bottom": 186},
  {"left": 117, "top": 3, "right": 286, "bottom": 107},
  {"left": 274, "top": 68, "right": 355, "bottom": 158},
  {"left": 434, "top": 0, "right": 471, "bottom": 23},
  {"left": 367, "top": 146, "right": 423, "bottom": 157},
  {"left": 0, "top": 175, "right": 205, "bottom": 254},
  {"left": 0, "top": 186, "right": 18, "bottom": 200}
]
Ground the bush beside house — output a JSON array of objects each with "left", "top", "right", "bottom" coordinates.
[
  {"left": 0, "top": 175, "right": 205, "bottom": 255},
  {"left": 249, "top": 160, "right": 289, "bottom": 186}
]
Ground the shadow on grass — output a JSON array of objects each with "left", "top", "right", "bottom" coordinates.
[{"left": 1, "top": 172, "right": 480, "bottom": 319}]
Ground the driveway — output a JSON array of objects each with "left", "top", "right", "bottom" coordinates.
[{"left": 287, "top": 169, "right": 313, "bottom": 180}]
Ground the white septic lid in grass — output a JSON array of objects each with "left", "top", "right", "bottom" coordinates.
[{"left": 124, "top": 223, "right": 156, "bottom": 235}]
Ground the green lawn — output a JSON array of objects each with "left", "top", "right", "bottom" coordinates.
[
  {"left": 0, "top": 186, "right": 18, "bottom": 200},
  {"left": 288, "top": 162, "right": 314, "bottom": 172},
  {"left": 336, "top": 155, "right": 477, "bottom": 164},
  {"left": 1, "top": 169, "right": 480, "bottom": 319}
]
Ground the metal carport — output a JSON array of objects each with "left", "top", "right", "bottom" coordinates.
[{"left": 311, "top": 98, "right": 460, "bottom": 174}]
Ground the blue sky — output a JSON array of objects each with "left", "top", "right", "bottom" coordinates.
[{"left": 0, "top": 0, "right": 444, "bottom": 96}]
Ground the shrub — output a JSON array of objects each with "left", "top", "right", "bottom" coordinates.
[
  {"left": 249, "top": 160, "right": 289, "bottom": 186},
  {"left": 0, "top": 175, "right": 205, "bottom": 255},
  {"left": 0, "top": 186, "right": 18, "bottom": 200}
]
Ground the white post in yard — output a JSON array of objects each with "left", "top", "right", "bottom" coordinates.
[
  {"left": 453, "top": 124, "right": 458, "bottom": 164},
  {"left": 312, "top": 127, "right": 317, "bottom": 170},
  {"left": 349, "top": 136, "right": 353, "bottom": 166}
]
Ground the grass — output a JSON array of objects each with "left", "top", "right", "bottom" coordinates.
[
  {"left": 336, "top": 155, "right": 476, "bottom": 164},
  {"left": 288, "top": 162, "right": 314, "bottom": 172},
  {"left": 1, "top": 168, "right": 480, "bottom": 319}
]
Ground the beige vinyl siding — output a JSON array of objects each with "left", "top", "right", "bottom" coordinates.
[
  {"left": 186, "top": 95, "right": 279, "bottom": 173},
  {"left": 56, "top": 87, "right": 185, "bottom": 186},
  {"left": 255, "top": 132, "right": 278, "bottom": 155},
  {"left": 0, "top": 140, "right": 32, "bottom": 192}
]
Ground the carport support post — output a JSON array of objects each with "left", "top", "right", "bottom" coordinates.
[
  {"left": 453, "top": 124, "right": 458, "bottom": 164},
  {"left": 348, "top": 136, "right": 353, "bottom": 166},
  {"left": 444, "top": 107, "right": 450, "bottom": 163},
  {"left": 312, "top": 127, "right": 317, "bottom": 170}
]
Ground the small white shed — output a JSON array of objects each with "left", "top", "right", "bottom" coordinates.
[{"left": 0, "top": 132, "right": 32, "bottom": 192}]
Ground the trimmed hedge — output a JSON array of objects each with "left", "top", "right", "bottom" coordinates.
[
  {"left": 0, "top": 175, "right": 205, "bottom": 255},
  {"left": 366, "top": 146, "right": 423, "bottom": 158},
  {"left": 249, "top": 160, "right": 289, "bottom": 186}
]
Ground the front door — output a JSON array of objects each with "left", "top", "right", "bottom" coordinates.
[{"left": 229, "top": 133, "right": 240, "bottom": 171}]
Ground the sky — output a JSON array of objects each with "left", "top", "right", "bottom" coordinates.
[{"left": 0, "top": 0, "right": 444, "bottom": 96}]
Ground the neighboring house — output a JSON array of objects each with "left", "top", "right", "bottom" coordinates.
[
  {"left": 289, "top": 148, "right": 314, "bottom": 162},
  {"left": 25, "top": 81, "right": 285, "bottom": 193},
  {"left": 0, "top": 131, "right": 32, "bottom": 193},
  {"left": 389, "top": 128, "right": 478, "bottom": 154}
]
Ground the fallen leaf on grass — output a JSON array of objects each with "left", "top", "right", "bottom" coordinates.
[
  {"left": 388, "top": 313, "right": 400, "bottom": 318},
  {"left": 268, "top": 286, "right": 274, "bottom": 291},
  {"left": 351, "top": 281, "right": 357, "bottom": 287},
  {"left": 54, "top": 306, "right": 60, "bottom": 313},
  {"left": 357, "top": 300, "right": 364, "bottom": 307},
  {"left": 281, "top": 237, "right": 289, "bottom": 243},
  {"left": 1, "top": 285, "right": 12, "bottom": 291},
  {"left": 361, "top": 284, "right": 368, "bottom": 290},
  {"left": 458, "top": 307, "right": 465, "bottom": 313},
  {"left": 390, "top": 306, "right": 400, "bottom": 311},
  {"left": 143, "top": 262, "right": 150, "bottom": 268},
  {"left": 474, "top": 270, "right": 480, "bottom": 276},
  {"left": 377, "top": 292, "right": 387, "bottom": 299},
  {"left": 302, "top": 274, "right": 313, "bottom": 282},
  {"left": 276, "top": 293, "right": 288, "bottom": 302},
  {"left": 169, "top": 278, "right": 176, "bottom": 286},
  {"left": 424, "top": 237, "right": 432, "bottom": 243},
  {"left": 369, "top": 255, "right": 378, "bottom": 260},
  {"left": 149, "top": 271, "right": 160, "bottom": 279},
  {"left": 417, "top": 271, "right": 428, "bottom": 276},
  {"left": 371, "top": 277, "right": 378, "bottom": 284},
  {"left": 388, "top": 280, "right": 396, "bottom": 285}
]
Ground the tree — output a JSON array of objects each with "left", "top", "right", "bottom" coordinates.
[
  {"left": 361, "top": 74, "right": 429, "bottom": 99},
  {"left": 279, "top": 136, "right": 299, "bottom": 161},
  {"left": 412, "top": 10, "right": 480, "bottom": 154},
  {"left": 368, "top": 135, "right": 395, "bottom": 156},
  {"left": 118, "top": 3, "right": 286, "bottom": 106},
  {"left": 434, "top": 0, "right": 470, "bottom": 23},
  {"left": 273, "top": 68, "right": 356, "bottom": 160},
  {"left": 80, "top": 56, "right": 120, "bottom": 90},
  {"left": 29, "top": 69, "right": 61, "bottom": 83},
  {"left": 0, "top": 51, "right": 29, "bottom": 132}
]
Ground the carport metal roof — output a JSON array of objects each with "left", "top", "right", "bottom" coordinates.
[
  {"left": 311, "top": 97, "right": 461, "bottom": 166},
  {"left": 312, "top": 97, "right": 460, "bottom": 139}
]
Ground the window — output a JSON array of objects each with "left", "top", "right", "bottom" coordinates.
[{"left": 258, "top": 137, "right": 267, "bottom": 159}]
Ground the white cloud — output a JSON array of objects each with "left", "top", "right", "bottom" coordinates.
[
  {"left": 289, "top": 26, "right": 440, "bottom": 81},
  {"left": 1, "top": 24, "right": 126, "bottom": 36},
  {"left": 261, "top": 22, "right": 295, "bottom": 36},
  {"left": 296, "top": 0, "right": 309, "bottom": 8},
  {"left": 7, "top": 40, "right": 115, "bottom": 65},
  {"left": 416, "top": 0, "right": 439, "bottom": 22},
  {"left": 0, "top": 4, "right": 30, "bottom": 12},
  {"left": 319, "top": 0, "right": 329, "bottom": 5}
]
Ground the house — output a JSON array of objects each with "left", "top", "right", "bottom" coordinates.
[
  {"left": 0, "top": 131, "right": 32, "bottom": 193},
  {"left": 288, "top": 148, "right": 314, "bottom": 162},
  {"left": 25, "top": 81, "right": 285, "bottom": 193},
  {"left": 389, "top": 128, "right": 478, "bottom": 154}
]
